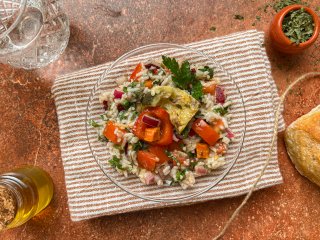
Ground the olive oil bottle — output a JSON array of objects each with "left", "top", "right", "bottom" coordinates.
[{"left": 0, "top": 166, "right": 53, "bottom": 230}]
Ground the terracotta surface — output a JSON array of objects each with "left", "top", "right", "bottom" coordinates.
[{"left": 1, "top": 0, "right": 320, "bottom": 239}]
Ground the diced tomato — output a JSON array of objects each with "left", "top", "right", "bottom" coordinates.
[
  {"left": 133, "top": 107, "right": 173, "bottom": 146},
  {"left": 130, "top": 63, "right": 143, "bottom": 81},
  {"left": 203, "top": 83, "right": 216, "bottom": 95},
  {"left": 137, "top": 150, "right": 158, "bottom": 171},
  {"left": 103, "top": 121, "right": 125, "bottom": 144},
  {"left": 148, "top": 146, "right": 170, "bottom": 164},
  {"left": 192, "top": 119, "right": 220, "bottom": 145},
  {"left": 196, "top": 143, "right": 210, "bottom": 158}
]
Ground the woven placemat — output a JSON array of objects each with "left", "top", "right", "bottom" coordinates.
[{"left": 53, "top": 30, "right": 284, "bottom": 221}]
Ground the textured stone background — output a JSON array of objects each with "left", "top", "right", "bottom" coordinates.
[{"left": 0, "top": 0, "right": 320, "bottom": 239}]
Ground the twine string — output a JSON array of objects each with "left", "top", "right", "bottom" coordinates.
[{"left": 213, "top": 72, "right": 320, "bottom": 240}]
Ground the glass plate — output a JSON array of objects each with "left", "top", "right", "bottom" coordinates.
[{"left": 85, "top": 43, "right": 246, "bottom": 202}]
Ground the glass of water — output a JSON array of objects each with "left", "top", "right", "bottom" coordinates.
[{"left": 0, "top": 0, "right": 70, "bottom": 69}]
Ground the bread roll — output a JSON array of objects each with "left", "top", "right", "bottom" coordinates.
[{"left": 284, "top": 105, "right": 320, "bottom": 187}]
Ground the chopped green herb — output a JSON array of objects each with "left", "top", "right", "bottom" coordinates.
[
  {"left": 109, "top": 156, "right": 124, "bottom": 170},
  {"left": 123, "top": 86, "right": 128, "bottom": 93},
  {"left": 100, "top": 114, "right": 108, "bottom": 121},
  {"left": 198, "top": 66, "right": 214, "bottom": 78},
  {"left": 264, "top": 3, "right": 271, "bottom": 13},
  {"left": 153, "top": 79, "right": 162, "bottom": 85},
  {"left": 273, "top": 0, "right": 305, "bottom": 12},
  {"left": 118, "top": 111, "right": 127, "bottom": 120},
  {"left": 214, "top": 106, "right": 229, "bottom": 116},
  {"left": 88, "top": 119, "right": 102, "bottom": 128},
  {"left": 165, "top": 150, "right": 180, "bottom": 164},
  {"left": 122, "top": 100, "right": 134, "bottom": 110},
  {"left": 282, "top": 8, "right": 314, "bottom": 44},
  {"left": 132, "top": 141, "right": 148, "bottom": 151},
  {"left": 187, "top": 152, "right": 196, "bottom": 158},
  {"left": 188, "top": 161, "right": 198, "bottom": 170},
  {"left": 176, "top": 169, "right": 187, "bottom": 182},
  {"left": 181, "top": 122, "right": 193, "bottom": 138},
  {"left": 256, "top": 16, "right": 261, "bottom": 21},
  {"left": 210, "top": 26, "right": 216, "bottom": 32},
  {"left": 234, "top": 14, "right": 244, "bottom": 20},
  {"left": 98, "top": 134, "right": 108, "bottom": 142}
]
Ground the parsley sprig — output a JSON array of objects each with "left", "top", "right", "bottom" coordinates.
[{"left": 162, "top": 56, "right": 204, "bottom": 100}]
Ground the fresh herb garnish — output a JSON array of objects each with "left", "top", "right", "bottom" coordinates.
[
  {"left": 198, "top": 66, "right": 214, "bottom": 78},
  {"left": 214, "top": 106, "right": 229, "bottom": 116},
  {"left": 191, "top": 80, "right": 203, "bottom": 100},
  {"left": 187, "top": 152, "right": 196, "bottom": 158},
  {"left": 180, "top": 122, "right": 193, "bottom": 138},
  {"left": 132, "top": 140, "right": 148, "bottom": 151},
  {"left": 88, "top": 119, "right": 102, "bottom": 128},
  {"left": 98, "top": 134, "right": 108, "bottom": 142},
  {"left": 282, "top": 8, "right": 314, "bottom": 44},
  {"left": 118, "top": 111, "right": 127, "bottom": 120},
  {"left": 175, "top": 169, "right": 186, "bottom": 182},
  {"left": 188, "top": 161, "right": 198, "bottom": 170},
  {"left": 109, "top": 156, "right": 124, "bottom": 170},
  {"left": 122, "top": 100, "right": 134, "bottom": 110},
  {"left": 234, "top": 14, "right": 244, "bottom": 20},
  {"left": 123, "top": 86, "right": 128, "bottom": 93},
  {"left": 256, "top": 16, "right": 261, "bottom": 21},
  {"left": 152, "top": 79, "right": 162, "bottom": 85},
  {"left": 210, "top": 26, "right": 216, "bottom": 32},
  {"left": 100, "top": 114, "right": 108, "bottom": 121},
  {"left": 162, "top": 56, "right": 203, "bottom": 100}
]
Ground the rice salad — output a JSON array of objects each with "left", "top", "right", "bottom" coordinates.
[{"left": 90, "top": 56, "right": 234, "bottom": 189}]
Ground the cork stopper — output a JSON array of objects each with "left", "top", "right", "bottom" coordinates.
[{"left": 0, "top": 186, "right": 17, "bottom": 231}]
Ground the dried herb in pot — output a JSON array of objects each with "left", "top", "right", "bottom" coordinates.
[{"left": 282, "top": 8, "right": 314, "bottom": 44}]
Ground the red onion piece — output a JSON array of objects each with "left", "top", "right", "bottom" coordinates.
[
  {"left": 102, "top": 101, "right": 108, "bottom": 110},
  {"left": 142, "top": 114, "right": 161, "bottom": 127},
  {"left": 145, "top": 63, "right": 160, "bottom": 69},
  {"left": 114, "top": 89, "right": 124, "bottom": 99},
  {"left": 144, "top": 172, "right": 155, "bottom": 185},
  {"left": 215, "top": 86, "right": 225, "bottom": 104},
  {"left": 188, "top": 129, "right": 196, "bottom": 137},
  {"left": 226, "top": 128, "right": 234, "bottom": 138},
  {"left": 117, "top": 104, "right": 125, "bottom": 111},
  {"left": 173, "top": 134, "right": 180, "bottom": 142},
  {"left": 195, "top": 165, "right": 208, "bottom": 176}
]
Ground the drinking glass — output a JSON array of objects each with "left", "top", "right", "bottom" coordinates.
[{"left": 0, "top": 0, "right": 70, "bottom": 69}]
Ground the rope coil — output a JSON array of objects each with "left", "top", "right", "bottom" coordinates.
[{"left": 213, "top": 72, "right": 320, "bottom": 240}]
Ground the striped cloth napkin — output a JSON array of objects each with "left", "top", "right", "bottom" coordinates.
[{"left": 52, "top": 30, "right": 284, "bottom": 221}]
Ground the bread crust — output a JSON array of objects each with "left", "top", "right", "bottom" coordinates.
[{"left": 284, "top": 105, "right": 320, "bottom": 187}]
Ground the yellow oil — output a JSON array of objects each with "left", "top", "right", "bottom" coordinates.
[{"left": 0, "top": 166, "right": 53, "bottom": 229}]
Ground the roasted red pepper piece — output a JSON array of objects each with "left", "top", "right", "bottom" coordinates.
[
  {"left": 133, "top": 107, "right": 173, "bottom": 146},
  {"left": 192, "top": 119, "right": 220, "bottom": 146},
  {"left": 130, "top": 63, "right": 143, "bottom": 81},
  {"left": 137, "top": 150, "right": 158, "bottom": 171}
]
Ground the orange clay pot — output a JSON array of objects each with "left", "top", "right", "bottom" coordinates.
[{"left": 270, "top": 4, "right": 320, "bottom": 54}]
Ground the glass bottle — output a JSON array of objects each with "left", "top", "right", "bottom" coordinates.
[{"left": 0, "top": 166, "right": 54, "bottom": 230}]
